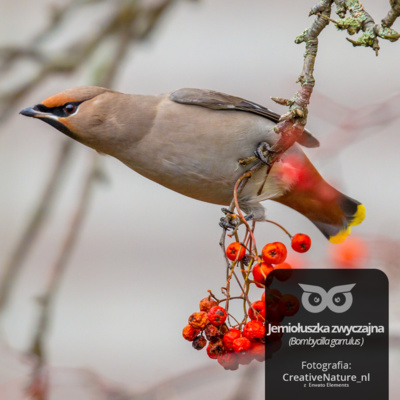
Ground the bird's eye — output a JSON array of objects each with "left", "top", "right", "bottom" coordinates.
[{"left": 64, "top": 103, "right": 77, "bottom": 114}]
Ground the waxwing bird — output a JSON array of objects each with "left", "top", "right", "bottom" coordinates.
[{"left": 20, "top": 86, "right": 365, "bottom": 243}]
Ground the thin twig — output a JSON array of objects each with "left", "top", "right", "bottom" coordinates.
[
  {"left": 19, "top": 1, "right": 177, "bottom": 397},
  {"left": 28, "top": 154, "right": 100, "bottom": 394},
  {"left": 0, "top": 140, "right": 74, "bottom": 314}
]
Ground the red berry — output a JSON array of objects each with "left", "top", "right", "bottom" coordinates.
[
  {"left": 204, "top": 323, "right": 219, "bottom": 342},
  {"left": 264, "top": 288, "right": 282, "bottom": 305},
  {"left": 248, "top": 300, "right": 266, "bottom": 321},
  {"left": 226, "top": 242, "right": 246, "bottom": 261},
  {"left": 206, "top": 345, "right": 218, "bottom": 359},
  {"left": 199, "top": 297, "right": 218, "bottom": 312},
  {"left": 266, "top": 302, "right": 284, "bottom": 322},
  {"left": 249, "top": 342, "right": 266, "bottom": 362},
  {"left": 188, "top": 311, "right": 208, "bottom": 329},
  {"left": 208, "top": 306, "right": 227, "bottom": 326},
  {"left": 262, "top": 242, "right": 287, "bottom": 264},
  {"left": 232, "top": 337, "right": 252, "bottom": 353},
  {"left": 206, "top": 340, "right": 225, "bottom": 359},
  {"left": 223, "top": 328, "right": 241, "bottom": 351},
  {"left": 192, "top": 335, "right": 207, "bottom": 350},
  {"left": 219, "top": 324, "right": 229, "bottom": 336},
  {"left": 218, "top": 352, "right": 239, "bottom": 370},
  {"left": 243, "top": 320, "right": 265, "bottom": 340},
  {"left": 274, "top": 242, "right": 288, "bottom": 259},
  {"left": 279, "top": 294, "right": 300, "bottom": 316},
  {"left": 291, "top": 233, "right": 311, "bottom": 253},
  {"left": 274, "top": 262, "right": 293, "bottom": 281},
  {"left": 182, "top": 325, "right": 201, "bottom": 341},
  {"left": 252, "top": 262, "right": 274, "bottom": 287}
]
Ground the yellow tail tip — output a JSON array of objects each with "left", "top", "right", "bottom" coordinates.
[
  {"left": 351, "top": 204, "right": 366, "bottom": 226},
  {"left": 329, "top": 227, "right": 352, "bottom": 244},
  {"left": 329, "top": 204, "right": 366, "bottom": 244}
]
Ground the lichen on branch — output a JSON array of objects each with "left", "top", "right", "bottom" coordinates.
[
  {"left": 240, "top": 0, "right": 399, "bottom": 175},
  {"left": 318, "top": 1, "right": 400, "bottom": 55}
]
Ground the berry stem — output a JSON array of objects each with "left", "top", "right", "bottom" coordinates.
[
  {"left": 265, "top": 219, "right": 293, "bottom": 239},
  {"left": 233, "top": 171, "right": 258, "bottom": 255}
]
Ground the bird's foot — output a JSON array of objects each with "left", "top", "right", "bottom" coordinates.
[
  {"left": 254, "top": 142, "right": 277, "bottom": 166},
  {"left": 219, "top": 209, "right": 253, "bottom": 231},
  {"left": 219, "top": 208, "right": 241, "bottom": 231}
]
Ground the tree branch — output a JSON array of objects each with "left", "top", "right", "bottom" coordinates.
[{"left": 0, "top": 140, "right": 74, "bottom": 314}]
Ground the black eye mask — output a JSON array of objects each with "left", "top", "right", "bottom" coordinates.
[{"left": 33, "top": 101, "right": 83, "bottom": 118}]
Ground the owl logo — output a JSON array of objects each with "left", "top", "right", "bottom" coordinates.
[{"left": 298, "top": 283, "right": 356, "bottom": 313}]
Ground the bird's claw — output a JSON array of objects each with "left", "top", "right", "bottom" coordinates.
[
  {"left": 219, "top": 219, "right": 236, "bottom": 230},
  {"left": 220, "top": 208, "right": 241, "bottom": 231},
  {"left": 221, "top": 208, "right": 235, "bottom": 216},
  {"left": 254, "top": 142, "right": 277, "bottom": 166},
  {"left": 219, "top": 209, "right": 253, "bottom": 231}
]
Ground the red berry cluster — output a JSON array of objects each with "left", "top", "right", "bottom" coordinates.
[
  {"left": 183, "top": 297, "right": 266, "bottom": 370},
  {"left": 182, "top": 289, "right": 300, "bottom": 370},
  {"left": 183, "top": 232, "right": 309, "bottom": 370},
  {"left": 252, "top": 235, "right": 311, "bottom": 287}
]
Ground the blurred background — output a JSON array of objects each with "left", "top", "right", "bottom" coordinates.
[{"left": 0, "top": 0, "right": 399, "bottom": 398}]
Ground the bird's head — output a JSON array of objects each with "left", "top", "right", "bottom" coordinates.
[{"left": 20, "top": 86, "right": 123, "bottom": 153}]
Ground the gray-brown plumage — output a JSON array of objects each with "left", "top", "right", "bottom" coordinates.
[{"left": 20, "top": 86, "right": 365, "bottom": 242}]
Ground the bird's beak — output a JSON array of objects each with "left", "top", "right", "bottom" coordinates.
[{"left": 19, "top": 106, "right": 39, "bottom": 118}]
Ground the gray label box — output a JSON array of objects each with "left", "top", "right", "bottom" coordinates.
[{"left": 265, "top": 269, "right": 388, "bottom": 400}]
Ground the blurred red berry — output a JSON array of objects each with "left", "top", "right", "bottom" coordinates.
[
  {"left": 279, "top": 294, "right": 300, "bottom": 316},
  {"left": 264, "top": 288, "right": 282, "bottom": 305},
  {"left": 277, "top": 154, "right": 317, "bottom": 191},
  {"left": 248, "top": 300, "right": 266, "bottom": 321},
  {"left": 266, "top": 302, "right": 284, "bottom": 322},
  {"left": 208, "top": 306, "right": 227, "bottom": 326},
  {"left": 233, "top": 337, "right": 252, "bottom": 353},
  {"left": 250, "top": 342, "right": 266, "bottom": 362},
  {"left": 199, "top": 297, "right": 218, "bottom": 312},
  {"left": 262, "top": 242, "right": 287, "bottom": 264},
  {"left": 291, "top": 233, "right": 311, "bottom": 253},
  {"left": 243, "top": 320, "right": 265, "bottom": 340},
  {"left": 274, "top": 262, "right": 292, "bottom": 281},
  {"left": 252, "top": 262, "right": 274, "bottom": 287},
  {"left": 226, "top": 242, "right": 246, "bottom": 261},
  {"left": 218, "top": 352, "right": 239, "bottom": 370},
  {"left": 330, "top": 236, "right": 368, "bottom": 268},
  {"left": 182, "top": 325, "right": 201, "bottom": 341},
  {"left": 237, "top": 350, "right": 253, "bottom": 365},
  {"left": 188, "top": 311, "right": 208, "bottom": 330},
  {"left": 223, "top": 328, "right": 241, "bottom": 351}
]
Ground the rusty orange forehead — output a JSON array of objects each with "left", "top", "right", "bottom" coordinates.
[{"left": 42, "top": 94, "right": 78, "bottom": 108}]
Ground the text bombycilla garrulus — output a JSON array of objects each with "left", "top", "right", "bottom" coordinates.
[{"left": 20, "top": 86, "right": 365, "bottom": 243}]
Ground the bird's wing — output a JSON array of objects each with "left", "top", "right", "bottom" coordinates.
[{"left": 170, "top": 88, "right": 319, "bottom": 148}]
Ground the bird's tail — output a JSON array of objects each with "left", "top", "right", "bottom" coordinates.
[
  {"left": 272, "top": 150, "right": 365, "bottom": 243},
  {"left": 270, "top": 150, "right": 365, "bottom": 243},
  {"left": 311, "top": 193, "right": 365, "bottom": 243},
  {"left": 275, "top": 188, "right": 365, "bottom": 243}
]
